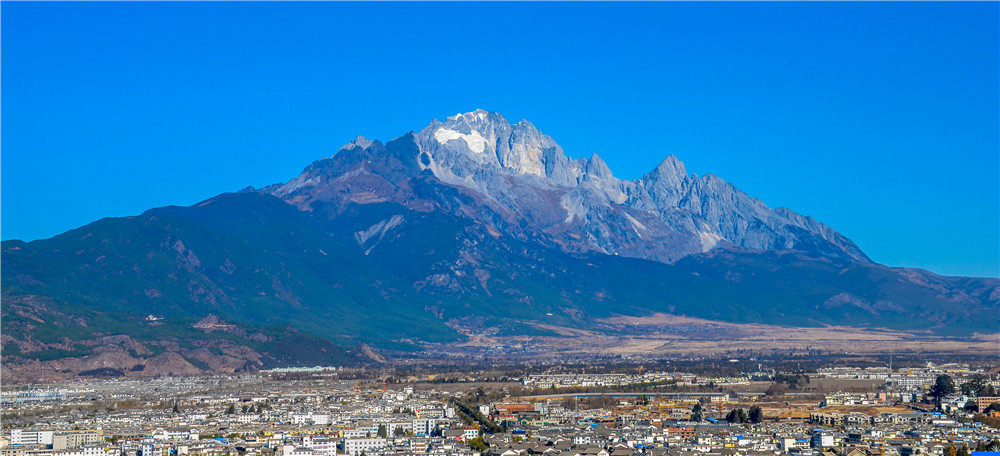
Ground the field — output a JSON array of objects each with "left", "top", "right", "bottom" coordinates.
[{"left": 418, "top": 313, "right": 998, "bottom": 364}]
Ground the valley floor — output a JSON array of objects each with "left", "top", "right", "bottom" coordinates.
[{"left": 416, "top": 314, "right": 997, "bottom": 365}]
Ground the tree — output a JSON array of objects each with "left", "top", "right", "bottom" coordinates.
[
  {"left": 748, "top": 406, "right": 763, "bottom": 423},
  {"left": 974, "top": 413, "right": 1000, "bottom": 429},
  {"left": 977, "top": 439, "right": 1000, "bottom": 452},
  {"left": 958, "top": 374, "right": 996, "bottom": 397},
  {"left": 931, "top": 374, "right": 956, "bottom": 400},
  {"left": 377, "top": 424, "right": 387, "bottom": 438},
  {"left": 956, "top": 445, "right": 970, "bottom": 456},
  {"left": 985, "top": 384, "right": 999, "bottom": 397},
  {"left": 172, "top": 402, "right": 180, "bottom": 414},
  {"left": 765, "top": 383, "right": 787, "bottom": 397},
  {"left": 725, "top": 408, "right": 744, "bottom": 423},
  {"left": 774, "top": 373, "right": 809, "bottom": 390},
  {"left": 226, "top": 404, "right": 236, "bottom": 415},
  {"left": 961, "top": 374, "right": 989, "bottom": 396},
  {"left": 393, "top": 426, "right": 404, "bottom": 437},
  {"left": 691, "top": 403, "right": 703, "bottom": 422},
  {"left": 468, "top": 437, "right": 488, "bottom": 451}
]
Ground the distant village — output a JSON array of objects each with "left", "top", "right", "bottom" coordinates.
[{"left": 2, "top": 363, "right": 999, "bottom": 456}]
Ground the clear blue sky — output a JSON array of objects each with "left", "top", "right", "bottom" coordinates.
[{"left": 3, "top": 2, "right": 997, "bottom": 278}]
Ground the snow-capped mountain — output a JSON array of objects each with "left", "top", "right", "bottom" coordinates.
[
  {"left": 5, "top": 109, "right": 997, "bottom": 378},
  {"left": 271, "top": 109, "right": 868, "bottom": 265}
]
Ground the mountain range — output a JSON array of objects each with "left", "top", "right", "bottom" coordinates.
[{"left": 3, "top": 110, "right": 997, "bottom": 379}]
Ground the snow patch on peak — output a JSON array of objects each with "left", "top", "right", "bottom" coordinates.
[
  {"left": 434, "top": 128, "right": 487, "bottom": 154},
  {"left": 447, "top": 109, "right": 489, "bottom": 122}
]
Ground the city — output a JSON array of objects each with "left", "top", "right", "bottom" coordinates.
[
  {"left": 3, "top": 363, "right": 999, "bottom": 456},
  {"left": 2, "top": 4, "right": 997, "bottom": 456}
]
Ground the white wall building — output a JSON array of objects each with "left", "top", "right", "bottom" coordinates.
[
  {"left": 411, "top": 419, "right": 436, "bottom": 436},
  {"left": 343, "top": 438, "right": 386, "bottom": 456},
  {"left": 810, "top": 431, "right": 834, "bottom": 449},
  {"left": 10, "top": 431, "right": 54, "bottom": 446},
  {"left": 280, "top": 446, "right": 313, "bottom": 456}
]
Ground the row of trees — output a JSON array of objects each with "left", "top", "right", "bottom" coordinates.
[
  {"left": 690, "top": 402, "right": 763, "bottom": 423},
  {"left": 773, "top": 373, "right": 810, "bottom": 389},
  {"left": 725, "top": 406, "right": 764, "bottom": 424},
  {"left": 450, "top": 398, "right": 505, "bottom": 434}
]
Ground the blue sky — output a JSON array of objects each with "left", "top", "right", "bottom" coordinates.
[{"left": 3, "top": 2, "right": 997, "bottom": 278}]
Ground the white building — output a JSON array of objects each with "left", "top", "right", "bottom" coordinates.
[
  {"left": 52, "top": 447, "right": 111, "bottom": 456},
  {"left": 300, "top": 437, "right": 337, "bottom": 456},
  {"left": 53, "top": 431, "right": 103, "bottom": 450},
  {"left": 151, "top": 429, "right": 189, "bottom": 442},
  {"left": 343, "top": 438, "right": 386, "bottom": 456},
  {"left": 280, "top": 446, "right": 313, "bottom": 456},
  {"left": 10, "top": 430, "right": 54, "bottom": 446},
  {"left": 810, "top": 431, "right": 833, "bottom": 449},
  {"left": 411, "top": 419, "right": 436, "bottom": 436},
  {"left": 343, "top": 429, "right": 369, "bottom": 439},
  {"left": 291, "top": 413, "right": 330, "bottom": 426}
]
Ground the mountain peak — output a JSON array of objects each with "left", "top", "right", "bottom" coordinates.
[
  {"left": 274, "top": 110, "right": 873, "bottom": 265},
  {"left": 339, "top": 134, "right": 375, "bottom": 154},
  {"left": 645, "top": 155, "right": 688, "bottom": 189},
  {"left": 656, "top": 155, "right": 687, "bottom": 175},
  {"left": 445, "top": 109, "right": 491, "bottom": 122},
  {"left": 585, "top": 153, "right": 613, "bottom": 180},
  {"left": 416, "top": 110, "right": 562, "bottom": 180}
]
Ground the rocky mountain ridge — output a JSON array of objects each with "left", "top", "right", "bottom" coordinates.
[
  {"left": 2, "top": 110, "right": 996, "bottom": 381},
  {"left": 269, "top": 109, "right": 868, "bottom": 265}
]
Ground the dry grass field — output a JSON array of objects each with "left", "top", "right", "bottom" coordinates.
[{"left": 433, "top": 313, "right": 997, "bottom": 361}]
